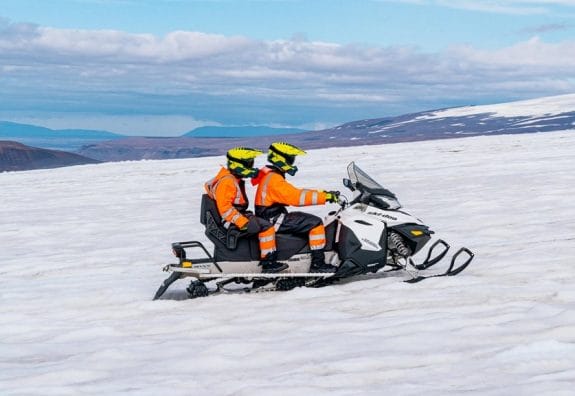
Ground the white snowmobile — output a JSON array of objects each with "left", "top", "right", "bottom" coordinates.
[{"left": 154, "top": 162, "right": 474, "bottom": 300}]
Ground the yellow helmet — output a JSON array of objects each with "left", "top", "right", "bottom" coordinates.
[
  {"left": 226, "top": 147, "right": 263, "bottom": 178},
  {"left": 268, "top": 142, "right": 306, "bottom": 176}
]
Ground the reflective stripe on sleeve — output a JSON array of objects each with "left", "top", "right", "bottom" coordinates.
[
  {"left": 259, "top": 173, "right": 273, "bottom": 205},
  {"left": 230, "top": 212, "right": 242, "bottom": 224},
  {"left": 221, "top": 208, "right": 234, "bottom": 219},
  {"left": 299, "top": 190, "right": 308, "bottom": 206},
  {"left": 311, "top": 191, "right": 318, "bottom": 205}
]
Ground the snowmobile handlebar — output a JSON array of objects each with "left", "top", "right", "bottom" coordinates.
[{"left": 336, "top": 194, "right": 349, "bottom": 209}]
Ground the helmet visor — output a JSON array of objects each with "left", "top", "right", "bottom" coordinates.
[{"left": 244, "top": 158, "right": 255, "bottom": 168}]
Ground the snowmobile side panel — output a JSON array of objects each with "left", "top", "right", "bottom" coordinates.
[
  {"left": 337, "top": 224, "right": 387, "bottom": 276},
  {"left": 213, "top": 236, "right": 260, "bottom": 262}
]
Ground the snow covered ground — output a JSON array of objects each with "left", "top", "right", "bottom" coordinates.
[{"left": 1, "top": 131, "right": 575, "bottom": 395}]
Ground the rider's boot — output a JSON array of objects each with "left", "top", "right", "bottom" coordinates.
[
  {"left": 310, "top": 250, "right": 338, "bottom": 273},
  {"left": 259, "top": 251, "right": 288, "bottom": 273}
]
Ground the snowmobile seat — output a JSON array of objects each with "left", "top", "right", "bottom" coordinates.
[
  {"left": 200, "top": 194, "right": 249, "bottom": 249},
  {"left": 200, "top": 194, "right": 332, "bottom": 262},
  {"left": 200, "top": 194, "right": 260, "bottom": 261}
]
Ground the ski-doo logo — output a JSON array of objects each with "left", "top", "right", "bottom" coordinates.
[
  {"left": 367, "top": 211, "right": 397, "bottom": 221},
  {"left": 193, "top": 263, "right": 211, "bottom": 269},
  {"left": 361, "top": 238, "right": 380, "bottom": 249}
]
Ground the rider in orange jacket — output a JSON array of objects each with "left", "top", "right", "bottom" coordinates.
[
  {"left": 205, "top": 147, "right": 288, "bottom": 273},
  {"left": 252, "top": 142, "right": 339, "bottom": 273}
]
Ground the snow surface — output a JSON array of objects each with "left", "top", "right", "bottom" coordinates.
[
  {"left": 2, "top": 131, "right": 575, "bottom": 395},
  {"left": 423, "top": 93, "right": 575, "bottom": 119}
]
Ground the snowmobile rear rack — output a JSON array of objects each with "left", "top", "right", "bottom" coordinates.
[{"left": 171, "top": 241, "right": 222, "bottom": 272}]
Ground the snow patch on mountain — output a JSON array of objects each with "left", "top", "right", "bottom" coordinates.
[{"left": 421, "top": 93, "right": 575, "bottom": 119}]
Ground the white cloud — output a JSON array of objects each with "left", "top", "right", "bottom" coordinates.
[
  {"left": 0, "top": 25, "right": 255, "bottom": 62},
  {"left": 448, "top": 36, "right": 575, "bottom": 67},
  {"left": 389, "top": 0, "right": 575, "bottom": 14},
  {"left": 1, "top": 21, "right": 575, "bottom": 132}
]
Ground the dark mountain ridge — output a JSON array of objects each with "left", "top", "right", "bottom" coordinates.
[{"left": 0, "top": 141, "right": 100, "bottom": 172}]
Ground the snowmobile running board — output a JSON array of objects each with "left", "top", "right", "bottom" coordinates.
[
  {"left": 153, "top": 265, "right": 336, "bottom": 300},
  {"left": 162, "top": 264, "right": 336, "bottom": 278}
]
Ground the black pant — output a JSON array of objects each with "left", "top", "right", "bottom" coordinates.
[
  {"left": 233, "top": 213, "right": 274, "bottom": 235},
  {"left": 275, "top": 211, "right": 322, "bottom": 236},
  {"left": 248, "top": 214, "right": 274, "bottom": 234}
]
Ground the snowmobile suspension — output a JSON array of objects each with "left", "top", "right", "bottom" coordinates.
[{"left": 388, "top": 231, "right": 412, "bottom": 257}]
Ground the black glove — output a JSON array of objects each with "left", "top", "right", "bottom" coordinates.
[
  {"left": 240, "top": 216, "right": 261, "bottom": 234},
  {"left": 325, "top": 190, "right": 340, "bottom": 203}
]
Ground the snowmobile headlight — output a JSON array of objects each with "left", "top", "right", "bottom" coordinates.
[{"left": 410, "top": 230, "right": 424, "bottom": 237}]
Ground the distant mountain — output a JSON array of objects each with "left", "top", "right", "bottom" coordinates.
[
  {"left": 183, "top": 126, "right": 307, "bottom": 138},
  {"left": 0, "top": 141, "right": 100, "bottom": 172},
  {"left": 78, "top": 94, "right": 575, "bottom": 162},
  {"left": 79, "top": 137, "right": 219, "bottom": 161},
  {"left": 318, "top": 93, "right": 575, "bottom": 144},
  {"left": 0, "top": 121, "right": 124, "bottom": 151}
]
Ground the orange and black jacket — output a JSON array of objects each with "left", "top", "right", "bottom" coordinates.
[
  {"left": 205, "top": 167, "right": 249, "bottom": 229},
  {"left": 252, "top": 165, "right": 327, "bottom": 220}
]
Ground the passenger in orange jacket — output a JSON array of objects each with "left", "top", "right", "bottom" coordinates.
[
  {"left": 205, "top": 147, "right": 288, "bottom": 273},
  {"left": 252, "top": 142, "right": 340, "bottom": 273}
]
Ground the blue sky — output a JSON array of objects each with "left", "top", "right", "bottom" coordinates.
[{"left": 1, "top": 0, "right": 575, "bottom": 135}]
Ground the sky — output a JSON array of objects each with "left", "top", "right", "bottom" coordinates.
[
  {"left": 1, "top": 0, "right": 575, "bottom": 135},
  {"left": 1, "top": 129, "right": 575, "bottom": 394}
]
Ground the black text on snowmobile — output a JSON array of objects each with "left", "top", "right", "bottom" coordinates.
[{"left": 154, "top": 162, "right": 474, "bottom": 299}]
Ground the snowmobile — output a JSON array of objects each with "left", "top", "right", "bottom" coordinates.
[{"left": 153, "top": 162, "right": 474, "bottom": 300}]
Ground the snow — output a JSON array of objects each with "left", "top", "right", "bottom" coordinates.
[
  {"left": 2, "top": 131, "right": 575, "bottom": 395},
  {"left": 422, "top": 93, "right": 575, "bottom": 119}
]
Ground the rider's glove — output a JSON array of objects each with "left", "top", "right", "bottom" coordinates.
[
  {"left": 240, "top": 216, "right": 260, "bottom": 234},
  {"left": 325, "top": 190, "right": 340, "bottom": 203}
]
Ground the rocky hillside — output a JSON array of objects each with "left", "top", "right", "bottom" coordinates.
[{"left": 0, "top": 141, "right": 100, "bottom": 172}]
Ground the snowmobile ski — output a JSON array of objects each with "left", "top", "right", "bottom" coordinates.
[
  {"left": 411, "top": 239, "right": 450, "bottom": 270},
  {"left": 404, "top": 247, "right": 474, "bottom": 283}
]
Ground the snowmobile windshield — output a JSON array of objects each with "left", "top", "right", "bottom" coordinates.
[{"left": 346, "top": 162, "right": 401, "bottom": 209}]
